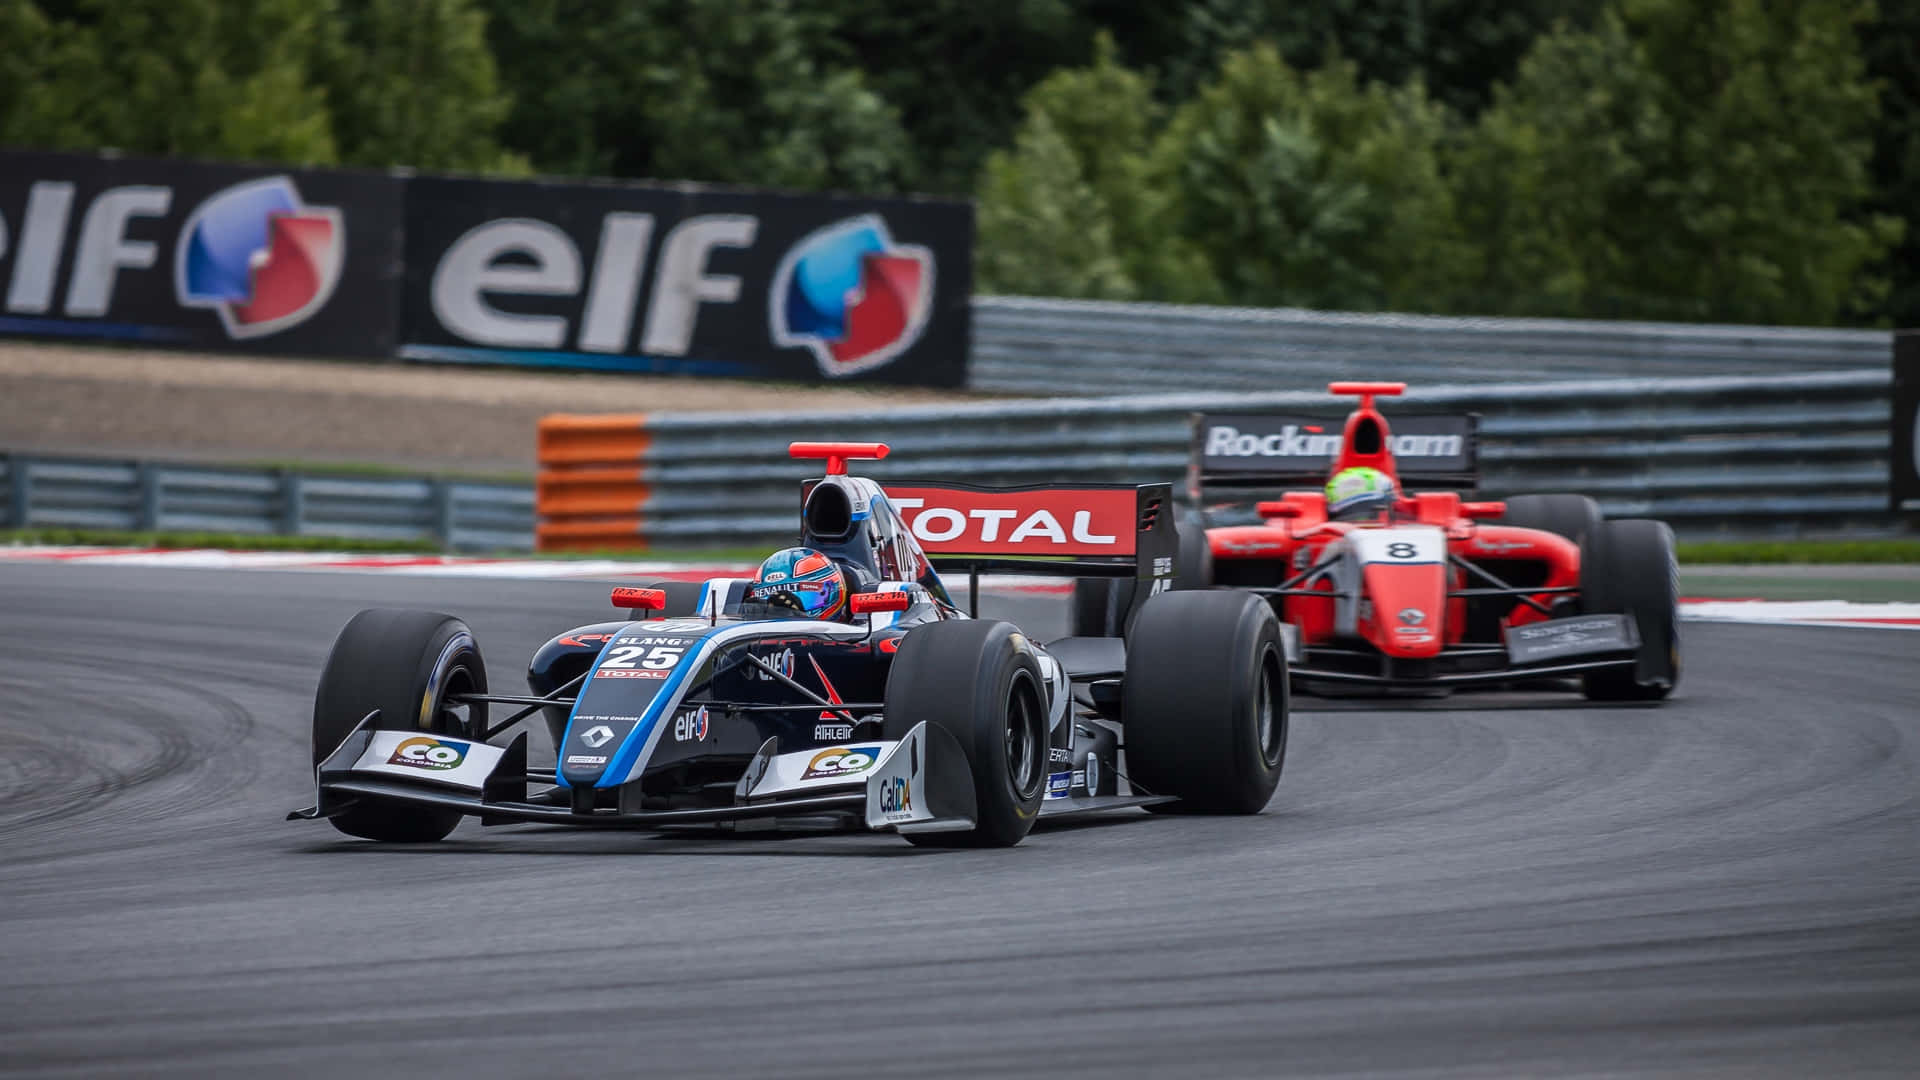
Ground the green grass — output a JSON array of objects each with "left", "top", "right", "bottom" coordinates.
[{"left": 1676, "top": 538, "right": 1920, "bottom": 565}]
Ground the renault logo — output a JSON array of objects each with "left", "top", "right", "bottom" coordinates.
[{"left": 580, "top": 725, "right": 615, "bottom": 748}]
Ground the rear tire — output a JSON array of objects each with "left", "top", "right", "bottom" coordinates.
[
  {"left": 1580, "top": 519, "right": 1680, "bottom": 701},
  {"left": 1123, "top": 591, "right": 1287, "bottom": 813},
  {"left": 312, "top": 609, "right": 489, "bottom": 842},
  {"left": 1497, "top": 494, "right": 1605, "bottom": 549},
  {"left": 882, "top": 620, "right": 1049, "bottom": 847},
  {"left": 1067, "top": 516, "right": 1213, "bottom": 638}
]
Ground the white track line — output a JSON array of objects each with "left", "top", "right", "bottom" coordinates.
[{"left": 5, "top": 548, "right": 1916, "bottom": 622}]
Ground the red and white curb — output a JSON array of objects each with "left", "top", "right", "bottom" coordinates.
[
  {"left": 5, "top": 548, "right": 1917, "bottom": 624},
  {"left": 1676, "top": 599, "right": 1920, "bottom": 630},
  {"left": 0, "top": 547, "right": 1074, "bottom": 595}
]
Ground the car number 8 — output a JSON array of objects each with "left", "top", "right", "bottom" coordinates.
[{"left": 1387, "top": 542, "right": 1417, "bottom": 559}]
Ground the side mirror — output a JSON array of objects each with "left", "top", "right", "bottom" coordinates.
[
  {"left": 849, "top": 591, "right": 911, "bottom": 614},
  {"left": 1255, "top": 501, "right": 1302, "bottom": 519},
  {"left": 611, "top": 586, "right": 667, "bottom": 611},
  {"left": 1460, "top": 501, "right": 1507, "bottom": 520}
]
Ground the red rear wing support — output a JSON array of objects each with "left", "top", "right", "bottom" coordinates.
[{"left": 790, "top": 442, "right": 889, "bottom": 476}]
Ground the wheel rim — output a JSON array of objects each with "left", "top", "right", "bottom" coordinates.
[
  {"left": 1256, "top": 645, "right": 1285, "bottom": 769},
  {"left": 435, "top": 661, "right": 481, "bottom": 737},
  {"left": 1003, "top": 671, "right": 1045, "bottom": 799}
]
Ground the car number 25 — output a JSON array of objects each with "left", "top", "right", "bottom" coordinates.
[{"left": 600, "top": 644, "right": 685, "bottom": 670}]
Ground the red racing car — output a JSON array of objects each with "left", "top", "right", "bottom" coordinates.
[{"left": 1101, "top": 382, "right": 1679, "bottom": 700}]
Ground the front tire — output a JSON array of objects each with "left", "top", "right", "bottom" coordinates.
[
  {"left": 312, "top": 609, "right": 489, "bottom": 842},
  {"left": 1123, "top": 591, "right": 1287, "bottom": 813},
  {"left": 1580, "top": 519, "right": 1680, "bottom": 701},
  {"left": 882, "top": 620, "right": 1048, "bottom": 847}
]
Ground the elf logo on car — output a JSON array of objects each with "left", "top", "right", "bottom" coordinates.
[
  {"left": 881, "top": 486, "right": 1139, "bottom": 556},
  {"left": 673, "top": 705, "right": 710, "bottom": 742},
  {"left": 1204, "top": 425, "right": 1463, "bottom": 459},
  {"left": 387, "top": 736, "right": 466, "bottom": 770},
  {"left": 801, "top": 746, "right": 882, "bottom": 780}
]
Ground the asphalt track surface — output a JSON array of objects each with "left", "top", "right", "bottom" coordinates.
[{"left": 2, "top": 563, "right": 1917, "bottom": 1078}]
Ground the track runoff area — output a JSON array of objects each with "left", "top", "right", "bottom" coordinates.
[{"left": 2, "top": 545, "right": 1916, "bottom": 628}]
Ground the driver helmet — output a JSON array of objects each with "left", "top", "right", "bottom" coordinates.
[
  {"left": 1325, "top": 466, "right": 1397, "bottom": 520},
  {"left": 746, "top": 547, "right": 848, "bottom": 620}
]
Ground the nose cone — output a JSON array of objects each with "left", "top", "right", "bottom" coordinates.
[{"left": 1363, "top": 563, "right": 1445, "bottom": 657}]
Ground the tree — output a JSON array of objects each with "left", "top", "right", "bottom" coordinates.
[
  {"left": 815, "top": 0, "right": 1096, "bottom": 195},
  {"left": 479, "top": 0, "right": 911, "bottom": 191},
  {"left": 315, "top": 0, "right": 521, "bottom": 174},
  {"left": 1087, "top": 0, "right": 1605, "bottom": 117},
  {"left": 1861, "top": 0, "right": 1920, "bottom": 325},
  {"left": 0, "top": 0, "right": 337, "bottom": 164},
  {"left": 976, "top": 35, "right": 1212, "bottom": 300},
  {"left": 1456, "top": 0, "right": 1900, "bottom": 324},
  {"left": 1152, "top": 43, "right": 1471, "bottom": 310}
]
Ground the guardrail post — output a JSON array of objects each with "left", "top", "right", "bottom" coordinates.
[
  {"left": 135, "top": 462, "right": 160, "bottom": 530},
  {"left": 6, "top": 453, "right": 30, "bottom": 529},
  {"left": 280, "top": 471, "right": 305, "bottom": 536},
  {"left": 432, "top": 478, "right": 454, "bottom": 549}
]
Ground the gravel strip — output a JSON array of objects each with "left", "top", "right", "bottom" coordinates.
[{"left": 0, "top": 342, "right": 972, "bottom": 471}]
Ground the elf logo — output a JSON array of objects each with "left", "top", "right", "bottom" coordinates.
[
  {"left": 0, "top": 174, "right": 338, "bottom": 336},
  {"left": 769, "top": 215, "right": 933, "bottom": 378},
  {"left": 175, "top": 176, "right": 343, "bottom": 338}
]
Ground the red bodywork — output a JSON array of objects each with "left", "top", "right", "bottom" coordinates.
[{"left": 1205, "top": 383, "right": 1582, "bottom": 664}]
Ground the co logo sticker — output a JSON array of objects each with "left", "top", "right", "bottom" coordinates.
[
  {"left": 388, "top": 736, "right": 467, "bottom": 770},
  {"left": 801, "top": 746, "right": 880, "bottom": 780}
]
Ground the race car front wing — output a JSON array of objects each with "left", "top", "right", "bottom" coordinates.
[{"left": 289, "top": 713, "right": 980, "bottom": 834}]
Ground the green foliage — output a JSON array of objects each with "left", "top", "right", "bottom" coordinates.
[
  {"left": 1861, "top": 0, "right": 1920, "bottom": 326},
  {"left": 478, "top": 0, "right": 911, "bottom": 192},
  {"left": 815, "top": 0, "right": 1095, "bottom": 195},
  {"left": 1, "top": 0, "right": 339, "bottom": 163},
  {"left": 1154, "top": 43, "right": 1470, "bottom": 310},
  {"left": 0, "top": 0, "right": 516, "bottom": 173},
  {"left": 976, "top": 36, "right": 1207, "bottom": 300},
  {"left": 315, "top": 0, "right": 522, "bottom": 173},
  {"left": 1112, "top": 0, "right": 1605, "bottom": 116},
  {"left": 1456, "top": 0, "right": 1900, "bottom": 323}
]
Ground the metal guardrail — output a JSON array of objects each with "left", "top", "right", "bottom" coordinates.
[
  {"left": 4, "top": 372, "right": 1897, "bottom": 554},
  {"left": 0, "top": 455, "right": 533, "bottom": 552},
  {"left": 969, "top": 296, "right": 1894, "bottom": 395},
  {"left": 537, "top": 370, "right": 1899, "bottom": 549}
]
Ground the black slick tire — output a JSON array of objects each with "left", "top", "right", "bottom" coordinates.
[
  {"left": 1123, "top": 591, "right": 1287, "bottom": 813},
  {"left": 312, "top": 608, "right": 490, "bottom": 842},
  {"left": 882, "top": 620, "right": 1048, "bottom": 847},
  {"left": 1579, "top": 519, "right": 1680, "bottom": 701},
  {"left": 1067, "top": 517, "right": 1213, "bottom": 638},
  {"left": 1496, "top": 494, "right": 1605, "bottom": 549}
]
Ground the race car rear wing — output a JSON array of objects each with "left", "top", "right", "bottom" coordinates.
[
  {"left": 883, "top": 478, "right": 1182, "bottom": 572},
  {"left": 887, "top": 482, "right": 1178, "bottom": 614},
  {"left": 791, "top": 443, "right": 1178, "bottom": 617},
  {"left": 1188, "top": 410, "right": 1480, "bottom": 500}
]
